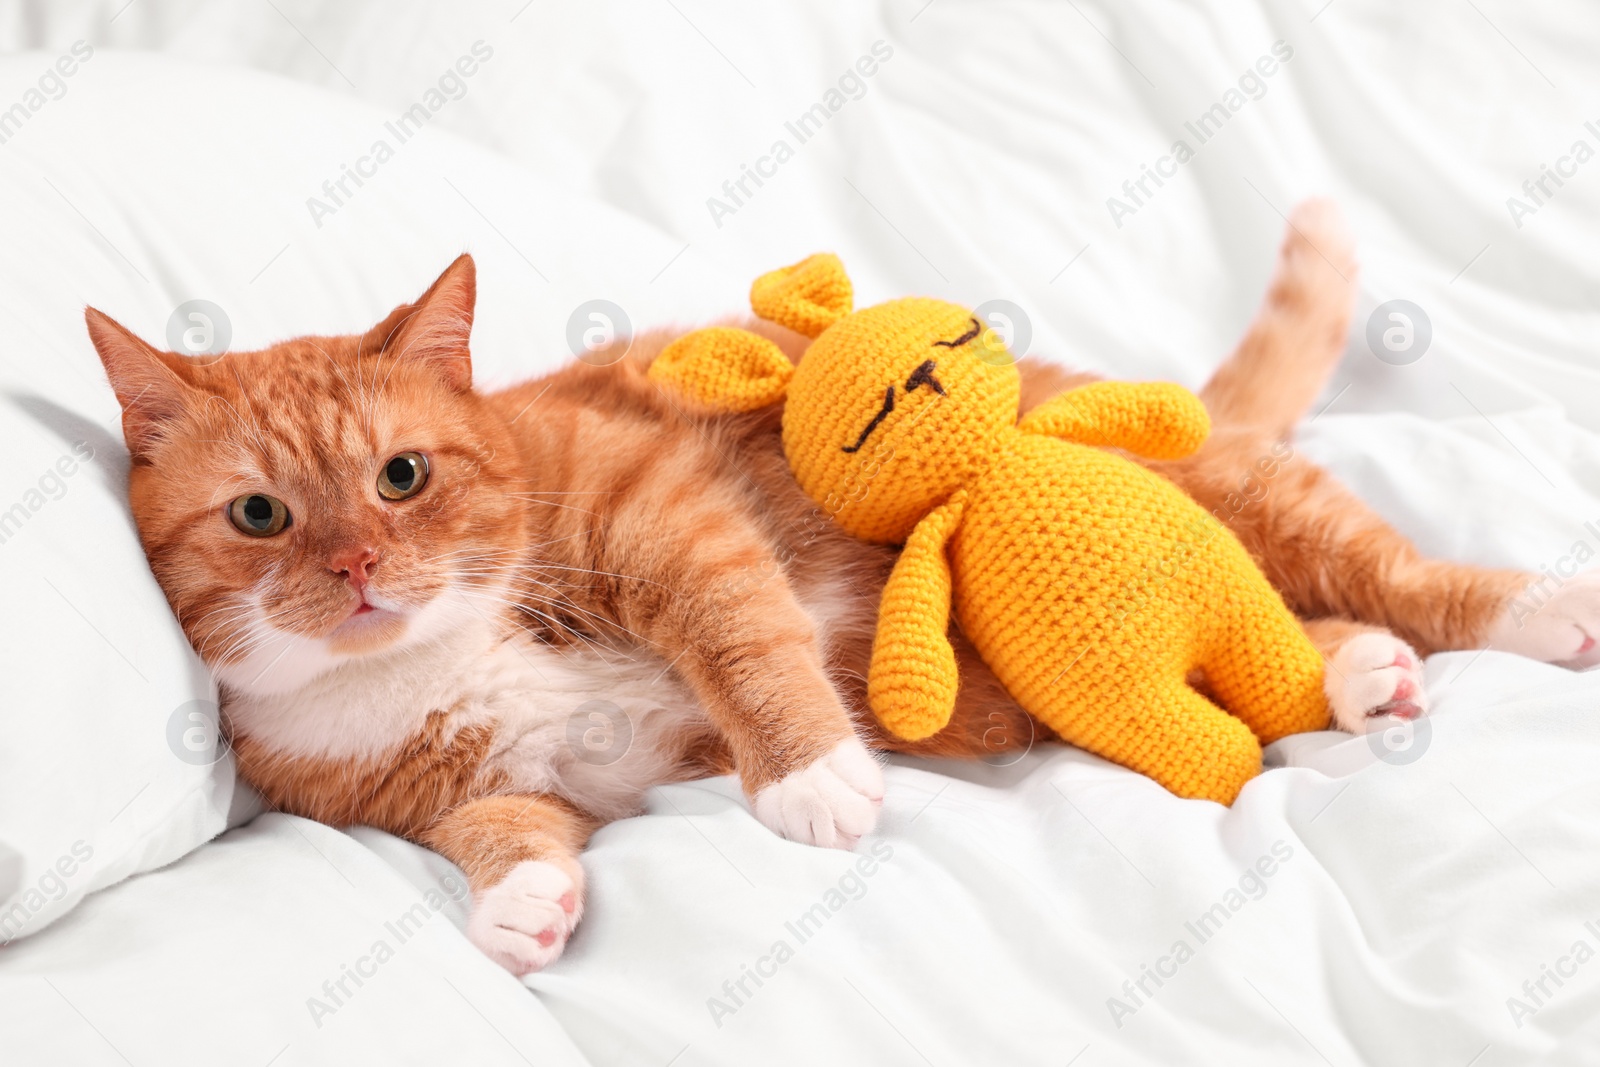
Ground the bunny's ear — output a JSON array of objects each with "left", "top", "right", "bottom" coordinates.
[
  {"left": 749, "top": 253, "right": 853, "bottom": 338},
  {"left": 648, "top": 326, "right": 794, "bottom": 412}
]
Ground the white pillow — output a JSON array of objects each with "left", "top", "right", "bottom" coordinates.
[{"left": 0, "top": 49, "right": 739, "bottom": 938}]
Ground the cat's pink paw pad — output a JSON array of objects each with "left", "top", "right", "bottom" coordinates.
[
  {"left": 466, "top": 860, "right": 583, "bottom": 976},
  {"left": 1326, "top": 633, "right": 1429, "bottom": 734},
  {"left": 1488, "top": 569, "right": 1600, "bottom": 669},
  {"left": 752, "top": 736, "right": 883, "bottom": 850}
]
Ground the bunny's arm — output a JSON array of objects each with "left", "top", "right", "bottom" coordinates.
[
  {"left": 1018, "top": 381, "right": 1210, "bottom": 460},
  {"left": 867, "top": 492, "right": 967, "bottom": 742}
]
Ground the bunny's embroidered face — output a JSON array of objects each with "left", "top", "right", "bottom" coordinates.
[
  {"left": 780, "top": 296, "right": 1019, "bottom": 542},
  {"left": 648, "top": 254, "right": 1020, "bottom": 544}
]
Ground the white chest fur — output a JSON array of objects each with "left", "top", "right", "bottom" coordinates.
[{"left": 224, "top": 616, "right": 707, "bottom": 821}]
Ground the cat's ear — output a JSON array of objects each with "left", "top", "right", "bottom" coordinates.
[
  {"left": 85, "top": 307, "right": 198, "bottom": 455},
  {"left": 749, "top": 253, "right": 853, "bottom": 338},
  {"left": 649, "top": 326, "right": 793, "bottom": 411},
  {"left": 361, "top": 253, "right": 476, "bottom": 390}
]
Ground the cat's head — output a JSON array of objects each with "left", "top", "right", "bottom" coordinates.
[{"left": 88, "top": 255, "right": 527, "bottom": 697}]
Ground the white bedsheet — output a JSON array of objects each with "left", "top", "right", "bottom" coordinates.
[
  {"left": 9, "top": 661, "right": 1600, "bottom": 1065},
  {"left": 0, "top": 814, "right": 592, "bottom": 1065},
  {"left": 5, "top": 1, "right": 1600, "bottom": 1064}
]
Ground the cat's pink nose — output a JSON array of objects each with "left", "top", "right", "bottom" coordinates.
[{"left": 329, "top": 546, "right": 380, "bottom": 591}]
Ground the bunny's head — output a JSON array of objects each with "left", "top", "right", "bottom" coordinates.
[{"left": 650, "top": 254, "right": 1019, "bottom": 542}]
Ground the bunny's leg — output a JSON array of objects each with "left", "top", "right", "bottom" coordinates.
[
  {"left": 1197, "top": 597, "right": 1330, "bottom": 748},
  {"left": 1042, "top": 656, "right": 1265, "bottom": 805}
]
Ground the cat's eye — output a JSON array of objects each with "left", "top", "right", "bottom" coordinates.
[
  {"left": 228, "top": 494, "right": 290, "bottom": 537},
  {"left": 377, "top": 452, "right": 429, "bottom": 501}
]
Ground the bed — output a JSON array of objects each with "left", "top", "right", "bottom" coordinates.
[{"left": 4, "top": 1, "right": 1600, "bottom": 1063}]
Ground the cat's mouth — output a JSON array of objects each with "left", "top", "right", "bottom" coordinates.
[
  {"left": 328, "top": 591, "right": 409, "bottom": 651},
  {"left": 338, "top": 595, "right": 397, "bottom": 624}
]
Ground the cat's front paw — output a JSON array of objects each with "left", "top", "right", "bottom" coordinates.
[
  {"left": 1488, "top": 569, "right": 1600, "bottom": 669},
  {"left": 466, "top": 860, "right": 583, "bottom": 976},
  {"left": 1326, "top": 632, "right": 1429, "bottom": 734},
  {"left": 752, "top": 736, "right": 884, "bottom": 850}
]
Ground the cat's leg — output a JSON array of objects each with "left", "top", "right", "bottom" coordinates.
[
  {"left": 1199, "top": 197, "right": 1358, "bottom": 438},
  {"left": 657, "top": 566, "right": 884, "bottom": 849},
  {"left": 1158, "top": 202, "right": 1529, "bottom": 655},
  {"left": 1177, "top": 197, "right": 1508, "bottom": 659},
  {"left": 1179, "top": 199, "right": 1600, "bottom": 666},
  {"left": 1015, "top": 200, "right": 1352, "bottom": 430},
  {"left": 419, "top": 794, "right": 594, "bottom": 976},
  {"left": 1160, "top": 427, "right": 1581, "bottom": 661},
  {"left": 589, "top": 489, "right": 884, "bottom": 849},
  {"left": 1213, "top": 438, "right": 1600, "bottom": 667},
  {"left": 1011, "top": 201, "right": 1352, "bottom": 430}
]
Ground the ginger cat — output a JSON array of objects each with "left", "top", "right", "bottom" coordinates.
[{"left": 87, "top": 200, "right": 1600, "bottom": 975}]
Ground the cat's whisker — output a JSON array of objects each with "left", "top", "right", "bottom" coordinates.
[
  {"left": 448, "top": 584, "right": 622, "bottom": 652},
  {"left": 505, "top": 494, "right": 601, "bottom": 517},
  {"left": 509, "top": 489, "right": 618, "bottom": 496},
  {"left": 525, "top": 560, "right": 672, "bottom": 591}
]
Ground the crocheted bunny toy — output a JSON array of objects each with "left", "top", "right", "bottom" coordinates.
[{"left": 649, "top": 253, "right": 1330, "bottom": 804}]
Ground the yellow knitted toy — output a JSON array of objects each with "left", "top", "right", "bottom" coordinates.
[{"left": 651, "top": 254, "right": 1331, "bottom": 804}]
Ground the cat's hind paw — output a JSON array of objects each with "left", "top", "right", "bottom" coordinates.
[
  {"left": 1488, "top": 569, "right": 1600, "bottom": 670},
  {"left": 1326, "top": 632, "right": 1429, "bottom": 734}
]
